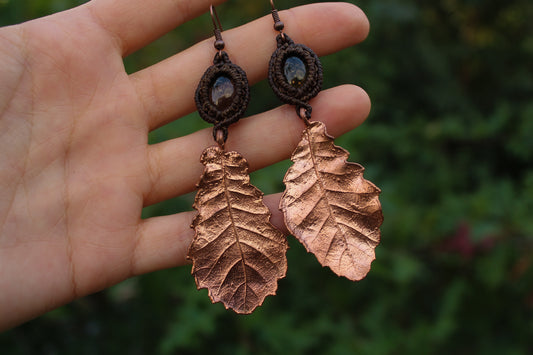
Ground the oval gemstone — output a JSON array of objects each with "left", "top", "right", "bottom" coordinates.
[
  {"left": 210, "top": 76, "right": 235, "bottom": 110},
  {"left": 284, "top": 56, "right": 307, "bottom": 88}
]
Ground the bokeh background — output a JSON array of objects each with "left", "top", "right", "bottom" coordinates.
[{"left": 1, "top": 0, "right": 532, "bottom": 353}]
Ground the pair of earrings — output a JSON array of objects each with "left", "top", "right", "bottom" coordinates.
[{"left": 188, "top": 2, "right": 383, "bottom": 314}]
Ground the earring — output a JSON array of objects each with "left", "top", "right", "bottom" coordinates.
[
  {"left": 187, "top": 5, "right": 288, "bottom": 314},
  {"left": 268, "top": 1, "right": 383, "bottom": 281}
]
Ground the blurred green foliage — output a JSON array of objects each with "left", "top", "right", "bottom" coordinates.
[{"left": 1, "top": 0, "right": 533, "bottom": 354}]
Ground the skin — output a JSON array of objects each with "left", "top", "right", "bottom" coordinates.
[{"left": 0, "top": 0, "right": 370, "bottom": 331}]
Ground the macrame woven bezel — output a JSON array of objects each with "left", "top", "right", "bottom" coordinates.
[
  {"left": 268, "top": 34, "right": 323, "bottom": 110},
  {"left": 195, "top": 51, "right": 250, "bottom": 138}
]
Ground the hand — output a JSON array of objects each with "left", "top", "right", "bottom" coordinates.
[{"left": 0, "top": 0, "right": 370, "bottom": 330}]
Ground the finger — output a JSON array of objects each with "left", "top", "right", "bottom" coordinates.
[
  {"left": 133, "top": 193, "right": 285, "bottom": 275},
  {"left": 145, "top": 84, "right": 371, "bottom": 206},
  {"left": 130, "top": 2, "right": 370, "bottom": 131},
  {"left": 87, "top": 0, "right": 226, "bottom": 56},
  {"left": 133, "top": 211, "right": 195, "bottom": 275}
]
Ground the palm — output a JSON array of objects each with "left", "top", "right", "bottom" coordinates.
[
  {"left": 0, "top": 1, "right": 371, "bottom": 330},
  {"left": 0, "top": 10, "right": 151, "bottom": 323}
]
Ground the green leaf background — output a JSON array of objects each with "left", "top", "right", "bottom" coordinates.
[{"left": 1, "top": 0, "right": 532, "bottom": 353}]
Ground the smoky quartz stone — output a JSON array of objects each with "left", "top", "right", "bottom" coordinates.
[
  {"left": 210, "top": 76, "right": 235, "bottom": 110},
  {"left": 284, "top": 56, "right": 307, "bottom": 88}
]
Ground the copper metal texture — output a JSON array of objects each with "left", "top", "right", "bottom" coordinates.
[
  {"left": 280, "top": 121, "right": 383, "bottom": 281},
  {"left": 268, "top": 34, "right": 323, "bottom": 117},
  {"left": 195, "top": 51, "right": 250, "bottom": 142},
  {"left": 189, "top": 146, "right": 288, "bottom": 314}
]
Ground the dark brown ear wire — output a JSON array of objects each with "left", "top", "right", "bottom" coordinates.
[
  {"left": 270, "top": 0, "right": 285, "bottom": 32},
  {"left": 210, "top": 5, "right": 225, "bottom": 52}
]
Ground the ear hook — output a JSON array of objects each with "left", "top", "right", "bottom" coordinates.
[
  {"left": 269, "top": 0, "right": 285, "bottom": 34},
  {"left": 210, "top": 5, "right": 225, "bottom": 51}
]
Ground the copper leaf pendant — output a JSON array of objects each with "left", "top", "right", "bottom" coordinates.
[
  {"left": 189, "top": 146, "right": 288, "bottom": 314},
  {"left": 280, "top": 121, "right": 383, "bottom": 281}
]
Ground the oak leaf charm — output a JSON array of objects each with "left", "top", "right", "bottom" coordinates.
[
  {"left": 189, "top": 146, "right": 288, "bottom": 314},
  {"left": 280, "top": 121, "right": 383, "bottom": 281}
]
